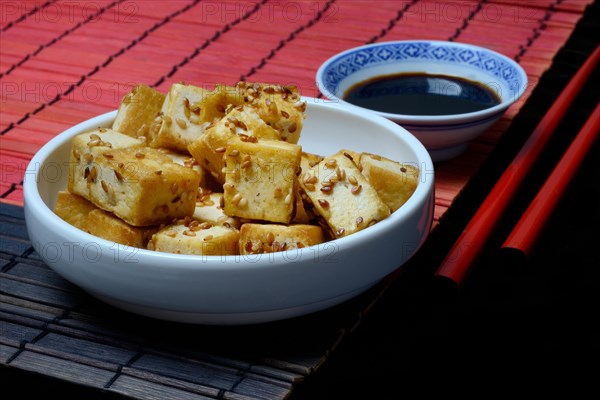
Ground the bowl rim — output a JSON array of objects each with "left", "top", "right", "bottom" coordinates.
[
  {"left": 315, "top": 39, "right": 528, "bottom": 124},
  {"left": 23, "top": 98, "right": 435, "bottom": 273}
]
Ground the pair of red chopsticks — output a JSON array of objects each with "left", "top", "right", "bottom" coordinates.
[{"left": 434, "top": 45, "right": 600, "bottom": 291}]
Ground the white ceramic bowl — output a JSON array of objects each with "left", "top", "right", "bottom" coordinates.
[
  {"left": 23, "top": 99, "right": 435, "bottom": 325},
  {"left": 316, "top": 40, "right": 528, "bottom": 162}
]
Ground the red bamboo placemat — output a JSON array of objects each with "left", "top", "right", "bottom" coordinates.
[{"left": 1, "top": 0, "right": 593, "bottom": 227}]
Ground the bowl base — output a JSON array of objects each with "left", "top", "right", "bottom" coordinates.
[
  {"left": 429, "top": 143, "right": 469, "bottom": 162},
  {"left": 88, "top": 283, "right": 378, "bottom": 325}
]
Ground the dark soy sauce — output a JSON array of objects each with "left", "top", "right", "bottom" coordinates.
[{"left": 343, "top": 73, "right": 501, "bottom": 115}]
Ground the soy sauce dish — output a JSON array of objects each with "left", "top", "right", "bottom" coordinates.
[{"left": 316, "top": 40, "right": 528, "bottom": 162}]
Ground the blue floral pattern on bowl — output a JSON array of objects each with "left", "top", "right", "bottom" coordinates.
[{"left": 321, "top": 41, "right": 525, "bottom": 99}]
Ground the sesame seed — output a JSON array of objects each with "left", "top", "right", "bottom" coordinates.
[
  {"left": 351, "top": 185, "right": 362, "bottom": 195},
  {"left": 266, "top": 232, "right": 275, "bottom": 244},
  {"left": 176, "top": 118, "right": 187, "bottom": 129},
  {"left": 294, "top": 101, "right": 306, "bottom": 112},
  {"left": 325, "top": 159, "right": 337, "bottom": 168},
  {"left": 88, "top": 166, "right": 97, "bottom": 182},
  {"left": 305, "top": 175, "right": 318, "bottom": 184}
]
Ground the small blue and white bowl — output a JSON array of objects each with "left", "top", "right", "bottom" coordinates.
[{"left": 316, "top": 40, "right": 528, "bottom": 162}]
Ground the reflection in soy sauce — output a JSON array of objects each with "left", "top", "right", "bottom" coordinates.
[{"left": 343, "top": 73, "right": 501, "bottom": 115}]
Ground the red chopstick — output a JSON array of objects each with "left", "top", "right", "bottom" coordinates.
[
  {"left": 434, "top": 45, "right": 600, "bottom": 288},
  {"left": 501, "top": 102, "right": 600, "bottom": 258}
]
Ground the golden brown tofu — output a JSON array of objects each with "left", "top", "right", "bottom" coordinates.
[
  {"left": 148, "top": 220, "right": 239, "bottom": 256},
  {"left": 68, "top": 135, "right": 200, "bottom": 226},
  {"left": 194, "top": 82, "right": 306, "bottom": 143},
  {"left": 223, "top": 136, "right": 302, "bottom": 224},
  {"left": 149, "top": 83, "right": 214, "bottom": 152},
  {"left": 53, "top": 190, "right": 157, "bottom": 248},
  {"left": 299, "top": 151, "right": 390, "bottom": 238},
  {"left": 53, "top": 190, "right": 98, "bottom": 231},
  {"left": 232, "top": 81, "right": 306, "bottom": 144},
  {"left": 112, "top": 84, "right": 166, "bottom": 138},
  {"left": 193, "top": 191, "right": 240, "bottom": 229},
  {"left": 239, "top": 223, "right": 324, "bottom": 255},
  {"left": 187, "top": 105, "right": 281, "bottom": 184},
  {"left": 86, "top": 209, "right": 158, "bottom": 248},
  {"left": 358, "top": 153, "right": 420, "bottom": 212}
]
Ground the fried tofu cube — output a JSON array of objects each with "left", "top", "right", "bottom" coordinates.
[
  {"left": 112, "top": 84, "right": 166, "bottom": 138},
  {"left": 233, "top": 81, "right": 306, "bottom": 144},
  {"left": 53, "top": 191, "right": 157, "bottom": 248},
  {"left": 187, "top": 105, "right": 281, "bottom": 184},
  {"left": 86, "top": 209, "right": 158, "bottom": 248},
  {"left": 239, "top": 223, "right": 325, "bottom": 255},
  {"left": 149, "top": 83, "right": 213, "bottom": 152},
  {"left": 223, "top": 137, "right": 302, "bottom": 224},
  {"left": 53, "top": 190, "right": 98, "bottom": 230},
  {"left": 71, "top": 128, "right": 147, "bottom": 152},
  {"left": 299, "top": 151, "right": 390, "bottom": 238},
  {"left": 160, "top": 149, "right": 205, "bottom": 188},
  {"left": 292, "top": 152, "right": 324, "bottom": 224},
  {"left": 148, "top": 222, "right": 239, "bottom": 256},
  {"left": 194, "top": 191, "right": 241, "bottom": 229},
  {"left": 197, "top": 82, "right": 306, "bottom": 144},
  {"left": 68, "top": 139, "right": 200, "bottom": 226},
  {"left": 358, "top": 153, "right": 420, "bottom": 212},
  {"left": 299, "top": 151, "right": 324, "bottom": 178}
]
